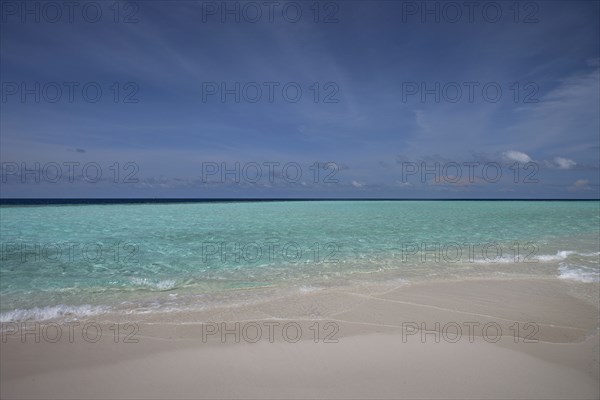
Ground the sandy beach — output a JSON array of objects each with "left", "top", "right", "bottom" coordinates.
[
  {"left": 2, "top": 0, "right": 599, "bottom": 396},
  {"left": 2, "top": 277, "right": 598, "bottom": 399}
]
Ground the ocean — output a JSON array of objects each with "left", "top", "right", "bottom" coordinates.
[{"left": 1, "top": 200, "right": 598, "bottom": 322}]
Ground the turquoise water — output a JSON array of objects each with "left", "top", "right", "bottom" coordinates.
[{"left": 1, "top": 201, "right": 599, "bottom": 321}]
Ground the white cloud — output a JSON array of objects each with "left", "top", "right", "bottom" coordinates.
[
  {"left": 351, "top": 180, "right": 365, "bottom": 188},
  {"left": 569, "top": 179, "right": 591, "bottom": 191},
  {"left": 396, "top": 181, "right": 412, "bottom": 188},
  {"left": 502, "top": 150, "right": 532, "bottom": 163},
  {"left": 553, "top": 157, "right": 577, "bottom": 170}
]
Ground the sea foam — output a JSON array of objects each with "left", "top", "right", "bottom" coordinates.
[
  {"left": 0, "top": 304, "right": 110, "bottom": 322},
  {"left": 558, "top": 263, "right": 600, "bottom": 283}
]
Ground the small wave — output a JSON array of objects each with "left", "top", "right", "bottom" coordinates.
[
  {"left": 576, "top": 251, "right": 600, "bottom": 257},
  {"left": 471, "top": 250, "right": 598, "bottom": 264},
  {"left": 130, "top": 277, "right": 179, "bottom": 291},
  {"left": 472, "top": 255, "right": 522, "bottom": 264},
  {"left": 0, "top": 304, "right": 110, "bottom": 322},
  {"left": 558, "top": 264, "right": 600, "bottom": 283},
  {"left": 535, "top": 250, "right": 599, "bottom": 262},
  {"left": 535, "top": 250, "right": 575, "bottom": 262}
]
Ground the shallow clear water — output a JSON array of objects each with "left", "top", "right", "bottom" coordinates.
[{"left": 1, "top": 201, "right": 598, "bottom": 321}]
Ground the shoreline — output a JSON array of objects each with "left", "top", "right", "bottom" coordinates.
[
  {"left": 2, "top": 273, "right": 599, "bottom": 324},
  {"left": 2, "top": 273, "right": 598, "bottom": 324},
  {"left": 2, "top": 277, "right": 599, "bottom": 399}
]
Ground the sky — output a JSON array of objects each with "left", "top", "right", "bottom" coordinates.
[{"left": 1, "top": 0, "right": 599, "bottom": 198}]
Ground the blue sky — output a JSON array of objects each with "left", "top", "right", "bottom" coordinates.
[{"left": 1, "top": 0, "right": 599, "bottom": 198}]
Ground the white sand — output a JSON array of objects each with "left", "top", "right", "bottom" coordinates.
[{"left": 2, "top": 278, "right": 598, "bottom": 399}]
